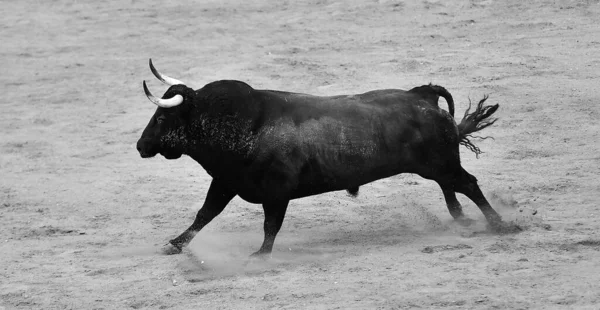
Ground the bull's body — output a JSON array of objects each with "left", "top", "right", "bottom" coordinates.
[
  {"left": 137, "top": 60, "right": 517, "bottom": 256},
  {"left": 189, "top": 82, "right": 456, "bottom": 203}
]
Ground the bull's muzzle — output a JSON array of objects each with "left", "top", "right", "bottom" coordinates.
[{"left": 136, "top": 139, "right": 157, "bottom": 158}]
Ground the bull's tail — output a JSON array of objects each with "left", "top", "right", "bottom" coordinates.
[
  {"left": 457, "top": 95, "right": 499, "bottom": 157},
  {"left": 409, "top": 84, "right": 455, "bottom": 117},
  {"left": 429, "top": 85, "right": 455, "bottom": 117}
]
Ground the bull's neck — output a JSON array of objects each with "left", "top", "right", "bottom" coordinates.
[{"left": 183, "top": 113, "right": 257, "bottom": 176}]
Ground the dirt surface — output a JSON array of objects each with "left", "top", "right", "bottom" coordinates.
[{"left": 2, "top": 0, "right": 600, "bottom": 309}]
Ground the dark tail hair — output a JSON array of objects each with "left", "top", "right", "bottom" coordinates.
[{"left": 457, "top": 96, "right": 499, "bottom": 157}]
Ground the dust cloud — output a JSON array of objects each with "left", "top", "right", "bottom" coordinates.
[
  {"left": 181, "top": 230, "right": 339, "bottom": 281},
  {"left": 487, "top": 189, "right": 548, "bottom": 230}
]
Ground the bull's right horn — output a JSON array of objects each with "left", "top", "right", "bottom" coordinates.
[
  {"left": 149, "top": 58, "right": 185, "bottom": 86},
  {"left": 143, "top": 80, "right": 184, "bottom": 108}
]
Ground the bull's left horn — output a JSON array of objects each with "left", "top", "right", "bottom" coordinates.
[
  {"left": 143, "top": 80, "right": 184, "bottom": 108},
  {"left": 149, "top": 59, "right": 185, "bottom": 86}
]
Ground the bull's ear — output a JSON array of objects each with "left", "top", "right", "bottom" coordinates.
[{"left": 174, "top": 95, "right": 194, "bottom": 117}]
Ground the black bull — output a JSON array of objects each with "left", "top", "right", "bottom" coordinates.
[{"left": 137, "top": 61, "right": 518, "bottom": 256}]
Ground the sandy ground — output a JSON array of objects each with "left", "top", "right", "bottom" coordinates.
[{"left": 2, "top": 0, "right": 600, "bottom": 309}]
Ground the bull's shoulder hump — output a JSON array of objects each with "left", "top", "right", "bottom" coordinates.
[{"left": 198, "top": 80, "right": 255, "bottom": 96}]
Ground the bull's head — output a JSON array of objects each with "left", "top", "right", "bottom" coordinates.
[{"left": 136, "top": 59, "right": 196, "bottom": 160}]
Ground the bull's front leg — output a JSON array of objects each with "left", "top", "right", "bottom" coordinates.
[
  {"left": 250, "top": 199, "right": 290, "bottom": 257},
  {"left": 163, "top": 179, "right": 237, "bottom": 255}
]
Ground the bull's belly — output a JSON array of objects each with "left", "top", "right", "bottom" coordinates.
[
  {"left": 235, "top": 153, "right": 407, "bottom": 203},
  {"left": 289, "top": 154, "right": 408, "bottom": 199}
]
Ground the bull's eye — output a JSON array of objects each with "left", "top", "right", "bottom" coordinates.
[{"left": 157, "top": 116, "right": 166, "bottom": 124}]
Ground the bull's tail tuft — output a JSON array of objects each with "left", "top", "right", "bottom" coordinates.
[{"left": 457, "top": 95, "right": 499, "bottom": 157}]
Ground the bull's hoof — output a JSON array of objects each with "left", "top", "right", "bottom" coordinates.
[
  {"left": 161, "top": 243, "right": 183, "bottom": 255},
  {"left": 455, "top": 217, "right": 476, "bottom": 227},
  {"left": 490, "top": 221, "right": 522, "bottom": 234},
  {"left": 249, "top": 250, "right": 271, "bottom": 260},
  {"left": 242, "top": 251, "right": 271, "bottom": 267}
]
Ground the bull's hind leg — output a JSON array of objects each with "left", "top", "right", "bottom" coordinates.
[
  {"left": 452, "top": 168, "right": 502, "bottom": 225},
  {"left": 251, "top": 200, "right": 290, "bottom": 257},
  {"left": 437, "top": 183, "right": 475, "bottom": 226},
  {"left": 164, "top": 179, "right": 236, "bottom": 254},
  {"left": 454, "top": 168, "right": 520, "bottom": 232}
]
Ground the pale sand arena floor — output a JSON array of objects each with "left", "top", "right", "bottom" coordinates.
[{"left": 2, "top": 1, "right": 600, "bottom": 309}]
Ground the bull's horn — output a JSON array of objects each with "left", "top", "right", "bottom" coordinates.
[
  {"left": 143, "top": 80, "right": 184, "bottom": 108},
  {"left": 149, "top": 58, "right": 185, "bottom": 86}
]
